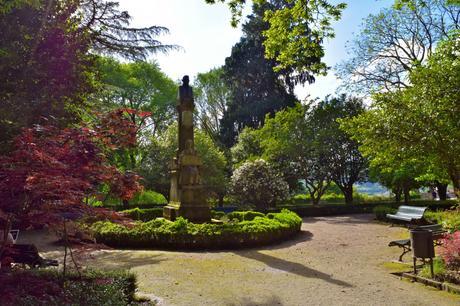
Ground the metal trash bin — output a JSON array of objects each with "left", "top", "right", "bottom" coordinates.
[{"left": 410, "top": 228, "right": 435, "bottom": 276}]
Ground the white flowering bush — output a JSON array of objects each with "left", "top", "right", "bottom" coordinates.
[{"left": 230, "top": 159, "right": 289, "bottom": 210}]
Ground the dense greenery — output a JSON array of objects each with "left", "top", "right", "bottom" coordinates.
[
  {"left": 425, "top": 210, "right": 460, "bottom": 232},
  {"left": 91, "top": 209, "right": 302, "bottom": 249},
  {"left": 219, "top": 2, "right": 297, "bottom": 147},
  {"left": 120, "top": 207, "right": 164, "bottom": 222},
  {"left": 206, "top": 0, "right": 346, "bottom": 81},
  {"left": 342, "top": 33, "right": 460, "bottom": 200},
  {"left": 139, "top": 124, "right": 227, "bottom": 200},
  {"left": 0, "top": 269, "right": 140, "bottom": 306},
  {"left": 0, "top": 0, "right": 174, "bottom": 152},
  {"left": 194, "top": 67, "right": 231, "bottom": 144},
  {"left": 232, "top": 95, "right": 367, "bottom": 205}
]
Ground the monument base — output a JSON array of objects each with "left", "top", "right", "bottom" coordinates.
[{"left": 163, "top": 204, "right": 211, "bottom": 223}]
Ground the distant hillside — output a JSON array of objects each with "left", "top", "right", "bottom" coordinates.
[{"left": 355, "top": 182, "right": 390, "bottom": 196}]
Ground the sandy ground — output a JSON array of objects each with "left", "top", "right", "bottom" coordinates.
[{"left": 20, "top": 214, "right": 460, "bottom": 306}]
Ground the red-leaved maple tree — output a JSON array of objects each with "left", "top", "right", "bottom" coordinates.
[{"left": 0, "top": 109, "right": 146, "bottom": 257}]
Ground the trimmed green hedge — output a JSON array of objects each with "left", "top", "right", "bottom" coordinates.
[
  {"left": 278, "top": 200, "right": 457, "bottom": 217},
  {"left": 227, "top": 211, "right": 265, "bottom": 221},
  {"left": 92, "top": 209, "right": 302, "bottom": 249},
  {"left": 373, "top": 205, "right": 397, "bottom": 221},
  {"left": 120, "top": 207, "right": 164, "bottom": 221}
]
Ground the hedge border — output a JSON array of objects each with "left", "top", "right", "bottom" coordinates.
[
  {"left": 92, "top": 210, "right": 302, "bottom": 250},
  {"left": 276, "top": 200, "right": 457, "bottom": 217}
]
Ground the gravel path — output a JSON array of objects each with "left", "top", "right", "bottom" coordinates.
[{"left": 33, "top": 214, "right": 460, "bottom": 305}]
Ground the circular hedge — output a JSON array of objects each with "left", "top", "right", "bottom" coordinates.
[{"left": 91, "top": 209, "right": 302, "bottom": 249}]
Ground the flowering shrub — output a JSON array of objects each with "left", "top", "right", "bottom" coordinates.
[
  {"left": 440, "top": 231, "right": 460, "bottom": 271},
  {"left": 230, "top": 159, "right": 289, "bottom": 210}
]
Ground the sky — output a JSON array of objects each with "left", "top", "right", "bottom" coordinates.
[{"left": 117, "top": 0, "right": 394, "bottom": 100}]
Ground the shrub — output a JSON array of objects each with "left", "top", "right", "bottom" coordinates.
[
  {"left": 419, "top": 257, "right": 446, "bottom": 278},
  {"left": 373, "top": 205, "right": 397, "bottom": 221},
  {"left": 119, "top": 207, "right": 164, "bottom": 221},
  {"left": 230, "top": 159, "right": 289, "bottom": 210},
  {"left": 211, "top": 210, "right": 226, "bottom": 219},
  {"left": 0, "top": 269, "right": 138, "bottom": 306},
  {"left": 129, "top": 190, "right": 167, "bottom": 206},
  {"left": 227, "top": 211, "right": 265, "bottom": 222},
  {"left": 425, "top": 210, "right": 460, "bottom": 232},
  {"left": 91, "top": 209, "right": 302, "bottom": 249},
  {"left": 440, "top": 231, "right": 460, "bottom": 271}
]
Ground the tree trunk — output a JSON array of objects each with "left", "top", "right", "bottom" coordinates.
[
  {"left": 310, "top": 192, "right": 319, "bottom": 206},
  {"left": 393, "top": 187, "right": 402, "bottom": 203},
  {"left": 403, "top": 186, "right": 410, "bottom": 204},
  {"left": 122, "top": 199, "right": 129, "bottom": 209},
  {"left": 218, "top": 193, "right": 224, "bottom": 208},
  {"left": 450, "top": 172, "right": 460, "bottom": 201},
  {"left": 339, "top": 184, "right": 354, "bottom": 205},
  {"left": 436, "top": 182, "right": 448, "bottom": 201}
]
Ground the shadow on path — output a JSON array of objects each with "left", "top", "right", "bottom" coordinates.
[
  {"left": 302, "top": 214, "right": 374, "bottom": 226},
  {"left": 226, "top": 294, "right": 283, "bottom": 306},
  {"left": 238, "top": 251, "right": 353, "bottom": 288},
  {"left": 257, "top": 230, "right": 313, "bottom": 251},
  {"left": 320, "top": 214, "right": 375, "bottom": 226},
  {"left": 86, "top": 251, "right": 167, "bottom": 270}
]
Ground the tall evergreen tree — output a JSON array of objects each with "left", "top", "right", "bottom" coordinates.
[{"left": 219, "top": 2, "right": 297, "bottom": 147}]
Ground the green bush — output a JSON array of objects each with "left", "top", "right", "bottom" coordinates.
[
  {"left": 0, "top": 269, "right": 138, "bottom": 306},
  {"left": 211, "top": 210, "right": 226, "bottom": 219},
  {"left": 92, "top": 209, "right": 302, "bottom": 249},
  {"left": 373, "top": 205, "right": 397, "bottom": 221},
  {"left": 425, "top": 210, "right": 460, "bottom": 232},
  {"left": 120, "top": 207, "right": 164, "bottom": 221},
  {"left": 129, "top": 190, "right": 167, "bottom": 206},
  {"left": 227, "top": 211, "right": 265, "bottom": 222}
]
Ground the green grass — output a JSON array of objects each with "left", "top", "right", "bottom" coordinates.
[{"left": 419, "top": 258, "right": 447, "bottom": 278}]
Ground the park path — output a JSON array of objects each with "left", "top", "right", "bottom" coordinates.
[{"left": 39, "top": 214, "right": 459, "bottom": 305}]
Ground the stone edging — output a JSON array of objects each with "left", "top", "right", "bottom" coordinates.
[{"left": 401, "top": 272, "right": 460, "bottom": 294}]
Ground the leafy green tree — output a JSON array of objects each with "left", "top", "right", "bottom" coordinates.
[
  {"left": 0, "top": 0, "right": 173, "bottom": 151},
  {"left": 230, "top": 127, "right": 263, "bottom": 167},
  {"left": 194, "top": 67, "right": 231, "bottom": 144},
  {"left": 0, "top": 2, "right": 94, "bottom": 151},
  {"left": 258, "top": 104, "right": 331, "bottom": 205},
  {"left": 206, "top": 0, "right": 346, "bottom": 78},
  {"left": 338, "top": 0, "right": 459, "bottom": 94},
  {"left": 310, "top": 95, "right": 368, "bottom": 204},
  {"left": 95, "top": 57, "right": 177, "bottom": 137},
  {"left": 252, "top": 96, "right": 367, "bottom": 205},
  {"left": 342, "top": 33, "right": 460, "bottom": 199},
  {"left": 140, "top": 124, "right": 227, "bottom": 201},
  {"left": 220, "top": 2, "right": 297, "bottom": 147}
]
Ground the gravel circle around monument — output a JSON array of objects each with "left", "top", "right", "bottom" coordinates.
[{"left": 47, "top": 214, "right": 459, "bottom": 306}]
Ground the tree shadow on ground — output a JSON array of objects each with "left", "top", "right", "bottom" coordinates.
[
  {"left": 319, "top": 214, "right": 375, "bottom": 226},
  {"left": 237, "top": 251, "right": 353, "bottom": 288},
  {"left": 301, "top": 214, "right": 374, "bottom": 226},
  {"left": 256, "top": 230, "right": 313, "bottom": 251},
  {"left": 226, "top": 294, "right": 283, "bottom": 306},
  {"left": 84, "top": 250, "right": 167, "bottom": 270}
]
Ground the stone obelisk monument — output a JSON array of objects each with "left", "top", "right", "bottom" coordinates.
[{"left": 163, "top": 75, "right": 211, "bottom": 223}]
